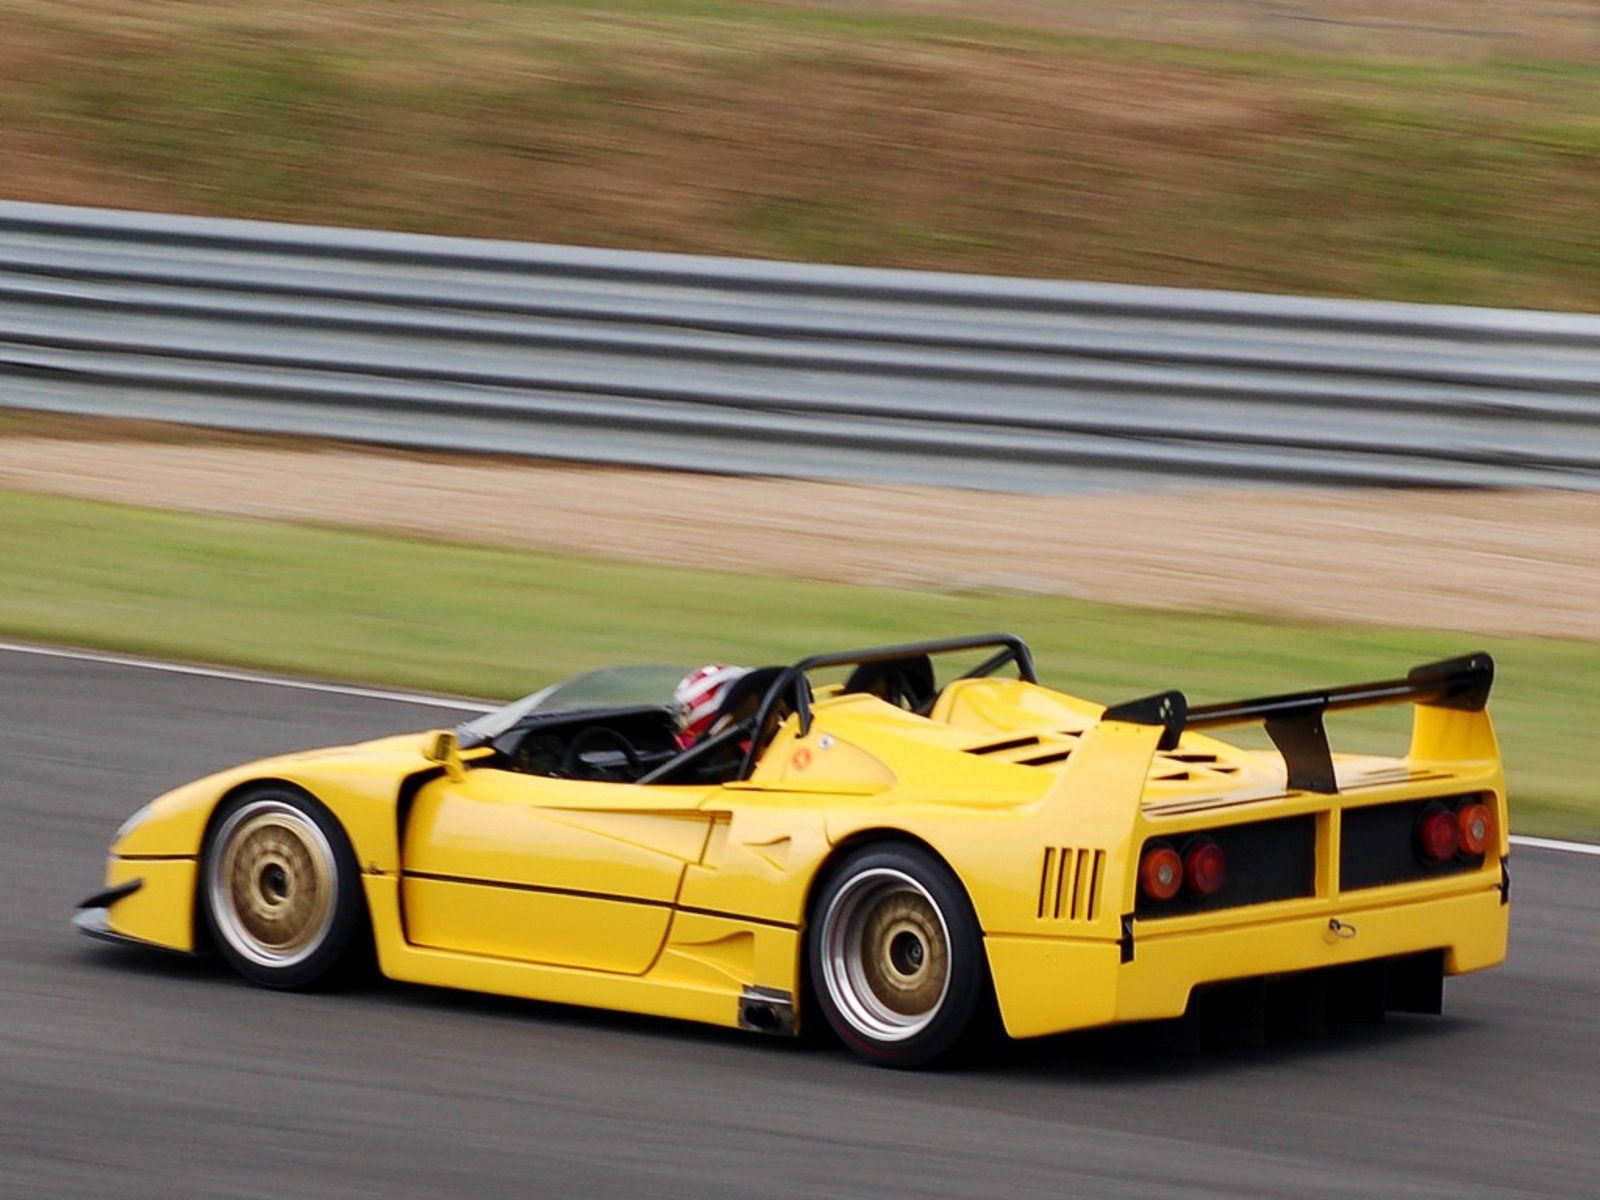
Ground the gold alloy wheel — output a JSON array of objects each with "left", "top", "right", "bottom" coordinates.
[
  {"left": 207, "top": 799, "right": 338, "bottom": 969},
  {"left": 820, "top": 867, "right": 952, "bottom": 1042}
]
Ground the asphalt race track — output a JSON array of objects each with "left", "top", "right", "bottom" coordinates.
[{"left": 3, "top": 647, "right": 1596, "bottom": 1199}]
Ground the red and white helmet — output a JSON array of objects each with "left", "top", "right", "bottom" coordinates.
[{"left": 672, "top": 663, "right": 750, "bottom": 748}]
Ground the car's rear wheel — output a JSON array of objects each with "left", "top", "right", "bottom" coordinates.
[
  {"left": 201, "top": 787, "right": 365, "bottom": 989},
  {"left": 809, "top": 844, "right": 987, "bottom": 1068}
]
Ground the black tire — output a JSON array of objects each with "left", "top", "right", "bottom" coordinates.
[
  {"left": 807, "top": 843, "right": 987, "bottom": 1068},
  {"left": 200, "top": 786, "right": 367, "bottom": 990}
]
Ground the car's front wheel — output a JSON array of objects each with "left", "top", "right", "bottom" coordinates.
[
  {"left": 201, "top": 787, "right": 365, "bottom": 989},
  {"left": 808, "top": 843, "right": 988, "bottom": 1068}
]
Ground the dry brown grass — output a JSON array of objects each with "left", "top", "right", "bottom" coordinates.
[
  {"left": 809, "top": 1, "right": 1600, "bottom": 61},
  {"left": 2, "top": 1, "right": 1599, "bottom": 306}
]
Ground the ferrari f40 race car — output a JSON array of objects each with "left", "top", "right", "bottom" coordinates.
[{"left": 78, "top": 634, "right": 1509, "bottom": 1067}]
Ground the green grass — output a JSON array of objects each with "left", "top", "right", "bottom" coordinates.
[{"left": 0, "top": 489, "right": 1593, "bottom": 839}]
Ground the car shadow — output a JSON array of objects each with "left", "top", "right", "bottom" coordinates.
[
  {"left": 972, "top": 1010, "right": 1467, "bottom": 1085},
  {"left": 73, "top": 940, "right": 232, "bottom": 980},
  {"left": 75, "top": 941, "right": 1471, "bottom": 1079},
  {"left": 74, "top": 938, "right": 789, "bottom": 1054}
]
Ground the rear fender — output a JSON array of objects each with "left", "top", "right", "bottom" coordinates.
[{"left": 821, "top": 714, "right": 1165, "bottom": 939}]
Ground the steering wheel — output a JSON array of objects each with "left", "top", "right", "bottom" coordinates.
[{"left": 559, "top": 727, "right": 642, "bottom": 781}]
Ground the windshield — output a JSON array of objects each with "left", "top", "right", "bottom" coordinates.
[{"left": 456, "top": 664, "right": 688, "bottom": 746}]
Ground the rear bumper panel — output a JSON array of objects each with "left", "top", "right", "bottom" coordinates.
[{"left": 987, "top": 881, "right": 1508, "bottom": 1039}]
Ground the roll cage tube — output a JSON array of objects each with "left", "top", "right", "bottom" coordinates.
[{"left": 733, "top": 633, "right": 1036, "bottom": 781}]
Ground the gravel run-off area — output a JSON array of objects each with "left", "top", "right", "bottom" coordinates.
[{"left": 1, "top": 434, "right": 1594, "bottom": 642}]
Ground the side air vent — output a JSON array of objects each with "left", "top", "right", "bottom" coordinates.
[{"left": 1037, "top": 847, "right": 1105, "bottom": 921}]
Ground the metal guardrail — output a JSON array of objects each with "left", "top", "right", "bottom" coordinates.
[{"left": 1, "top": 199, "right": 1597, "bottom": 492}]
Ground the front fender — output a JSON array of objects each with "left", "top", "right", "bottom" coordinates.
[{"left": 111, "top": 732, "right": 445, "bottom": 873}]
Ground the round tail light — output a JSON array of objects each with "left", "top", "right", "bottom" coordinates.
[
  {"left": 1183, "top": 839, "right": 1227, "bottom": 897},
  {"left": 1457, "top": 802, "right": 1493, "bottom": 856},
  {"left": 1139, "top": 845, "right": 1183, "bottom": 902},
  {"left": 1417, "top": 805, "right": 1459, "bottom": 863}
]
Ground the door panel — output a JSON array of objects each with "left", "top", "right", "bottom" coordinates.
[
  {"left": 408, "top": 791, "right": 708, "bottom": 900},
  {"left": 401, "top": 876, "right": 672, "bottom": 974},
  {"left": 401, "top": 768, "right": 713, "bottom": 972}
]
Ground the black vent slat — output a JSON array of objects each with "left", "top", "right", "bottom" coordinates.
[
  {"left": 1019, "top": 750, "right": 1073, "bottom": 767},
  {"left": 1086, "top": 851, "right": 1103, "bottom": 921},
  {"left": 968, "top": 735, "right": 1041, "bottom": 756},
  {"left": 1036, "top": 847, "right": 1054, "bottom": 919}
]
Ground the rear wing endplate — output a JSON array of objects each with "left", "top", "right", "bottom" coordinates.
[{"left": 1100, "top": 653, "right": 1495, "bottom": 794}]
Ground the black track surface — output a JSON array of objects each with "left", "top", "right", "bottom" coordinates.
[{"left": 3, "top": 651, "right": 1596, "bottom": 1199}]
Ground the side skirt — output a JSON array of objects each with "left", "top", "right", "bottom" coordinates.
[{"left": 363, "top": 876, "right": 801, "bottom": 1035}]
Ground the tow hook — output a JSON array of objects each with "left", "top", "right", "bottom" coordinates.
[{"left": 1326, "top": 917, "right": 1358, "bottom": 942}]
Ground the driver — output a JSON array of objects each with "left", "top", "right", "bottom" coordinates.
[{"left": 672, "top": 663, "right": 751, "bottom": 749}]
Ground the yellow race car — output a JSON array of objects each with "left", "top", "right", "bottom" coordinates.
[{"left": 77, "top": 634, "right": 1509, "bottom": 1067}]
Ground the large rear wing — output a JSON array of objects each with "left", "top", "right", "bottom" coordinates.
[{"left": 1102, "top": 653, "right": 1495, "bottom": 793}]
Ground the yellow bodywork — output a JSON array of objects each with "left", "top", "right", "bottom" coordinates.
[{"left": 90, "top": 673, "right": 1509, "bottom": 1041}]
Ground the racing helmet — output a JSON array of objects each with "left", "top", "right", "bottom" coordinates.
[{"left": 672, "top": 663, "right": 750, "bottom": 748}]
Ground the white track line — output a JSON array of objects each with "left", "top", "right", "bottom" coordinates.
[
  {"left": 0, "top": 640, "right": 489, "bottom": 712},
  {"left": 1508, "top": 835, "right": 1600, "bottom": 857},
  {"left": 2, "top": 640, "right": 1596, "bottom": 856}
]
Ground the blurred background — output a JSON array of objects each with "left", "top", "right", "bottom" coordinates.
[
  {"left": 1, "top": 0, "right": 1596, "bottom": 836},
  {"left": 6, "top": 0, "right": 1600, "bottom": 303},
  {"left": 3, "top": 6, "right": 1599, "bottom": 1199}
]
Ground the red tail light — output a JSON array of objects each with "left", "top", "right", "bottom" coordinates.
[
  {"left": 1417, "top": 805, "right": 1459, "bottom": 863},
  {"left": 1139, "top": 845, "right": 1183, "bottom": 902},
  {"left": 1183, "top": 839, "right": 1227, "bottom": 896},
  {"left": 1457, "top": 802, "right": 1493, "bottom": 855}
]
